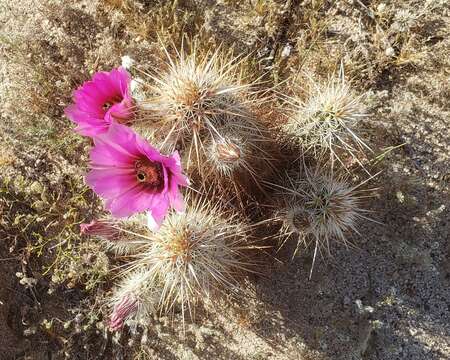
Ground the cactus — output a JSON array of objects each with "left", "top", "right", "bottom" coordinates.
[
  {"left": 275, "top": 166, "right": 375, "bottom": 274},
  {"left": 137, "top": 45, "right": 275, "bottom": 203},
  {"left": 283, "top": 69, "right": 371, "bottom": 169},
  {"left": 106, "top": 196, "right": 258, "bottom": 328}
]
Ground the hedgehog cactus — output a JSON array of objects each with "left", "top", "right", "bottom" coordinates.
[
  {"left": 136, "top": 46, "right": 275, "bottom": 203},
  {"left": 104, "top": 197, "right": 258, "bottom": 328},
  {"left": 202, "top": 118, "right": 275, "bottom": 203},
  {"left": 277, "top": 169, "right": 373, "bottom": 253},
  {"left": 282, "top": 68, "right": 371, "bottom": 169},
  {"left": 139, "top": 47, "right": 251, "bottom": 157}
]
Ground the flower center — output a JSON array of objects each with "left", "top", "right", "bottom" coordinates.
[
  {"left": 134, "top": 159, "right": 164, "bottom": 190},
  {"left": 103, "top": 102, "right": 113, "bottom": 111},
  {"left": 102, "top": 95, "right": 124, "bottom": 113}
]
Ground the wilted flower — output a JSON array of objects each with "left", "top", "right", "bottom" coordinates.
[
  {"left": 109, "top": 270, "right": 159, "bottom": 331},
  {"left": 86, "top": 122, "right": 188, "bottom": 229},
  {"left": 80, "top": 219, "right": 119, "bottom": 241},
  {"left": 65, "top": 67, "right": 134, "bottom": 137},
  {"left": 109, "top": 293, "right": 138, "bottom": 331}
]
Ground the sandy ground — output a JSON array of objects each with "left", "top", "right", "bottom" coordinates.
[{"left": 0, "top": 0, "right": 449, "bottom": 359}]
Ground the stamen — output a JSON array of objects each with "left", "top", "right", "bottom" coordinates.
[{"left": 102, "top": 102, "right": 113, "bottom": 111}]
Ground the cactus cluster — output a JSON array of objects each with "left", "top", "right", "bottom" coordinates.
[{"left": 66, "top": 44, "right": 375, "bottom": 331}]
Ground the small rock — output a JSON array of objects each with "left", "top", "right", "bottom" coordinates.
[
  {"left": 385, "top": 47, "right": 396, "bottom": 57},
  {"left": 377, "top": 4, "right": 387, "bottom": 13},
  {"left": 121, "top": 55, "right": 135, "bottom": 69},
  {"left": 281, "top": 44, "right": 293, "bottom": 58}
]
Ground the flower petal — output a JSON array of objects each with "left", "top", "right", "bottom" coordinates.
[
  {"left": 102, "top": 122, "right": 143, "bottom": 157},
  {"left": 107, "top": 186, "right": 158, "bottom": 218},
  {"left": 84, "top": 122, "right": 188, "bottom": 220},
  {"left": 146, "top": 196, "right": 170, "bottom": 231},
  {"left": 86, "top": 168, "right": 136, "bottom": 198},
  {"left": 168, "top": 182, "right": 185, "bottom": 213}
]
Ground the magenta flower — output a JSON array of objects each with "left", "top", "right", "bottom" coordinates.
[
  {"left": 86, "top": 122, "right": 188, "bottom": 230},
  {"left": 65, "top": 67, "right": 134, "bottom": 137}
]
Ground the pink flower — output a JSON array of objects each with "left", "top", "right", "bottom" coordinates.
[
  {"left": 109, "top": 294, "right": 138, "bottom": 331},
  {"left": 80, "top": 219, "right": 119, "bottom": 241},
  {"left": 86, "top": 122, "right": 189, "bottom": 230},
  {"left": 65, "top": 67, "right": 135, "bottom": 137}
]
